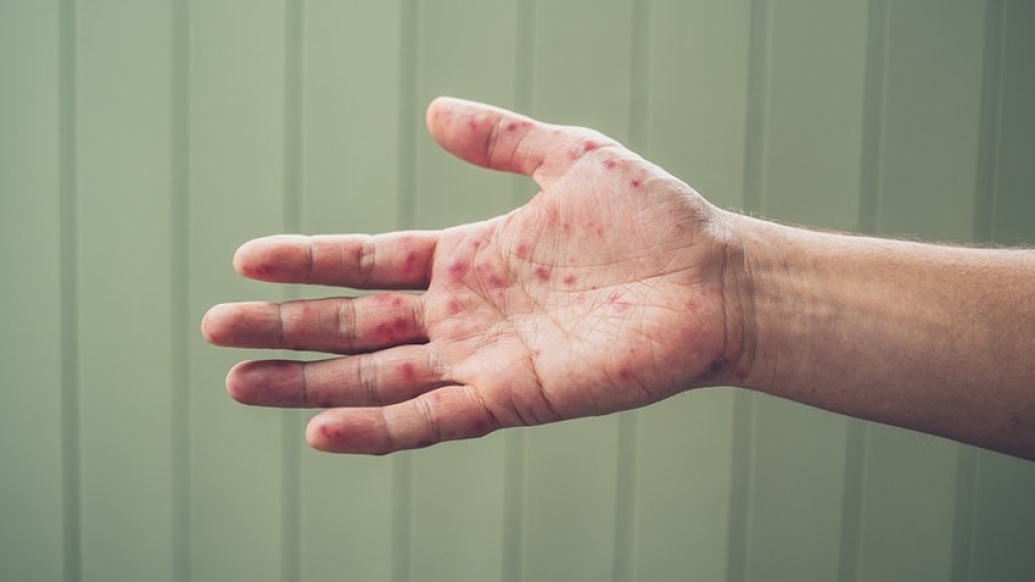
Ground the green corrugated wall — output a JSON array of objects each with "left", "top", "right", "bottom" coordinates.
[{"left": 2, "top": 1, "right": 1034, "bottom": 581}]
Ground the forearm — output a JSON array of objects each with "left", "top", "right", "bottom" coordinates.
[{"left": 724, "top": 211, "right": 1035, "bottom": 460}]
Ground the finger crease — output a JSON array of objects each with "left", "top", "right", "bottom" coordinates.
[
  {"left": 358, "top": 236, "right": 376, "bottom": 285},
  {"left": 337, "top": 299, "right": 358, "bottom": 351},
  {"left": 275, "top": 302, "right": 287, "bottom": 348},
  {"left": 358, "top": 354, "right": 382, "bottom": 407},
  {"left": 463, "top": 385, "right": 500, "bottom": 434},
  {"left": 304, "top": 237, "right": 315, "bottom": 282},
  {"left": 299, "top": 361, "right": 313, "bottom": 407},
  {"left": 376, "top": 408, "right": 396, "bottom": 455},
  {"left": 486, "top": 115, "right": 506, "bottom": 169},
  {"left": 414, "top": 395, "right": 442, "bottom": 445}
]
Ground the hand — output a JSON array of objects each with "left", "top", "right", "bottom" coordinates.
[{"left": 201, "top": 97, "right": 741, "bottom": 454}]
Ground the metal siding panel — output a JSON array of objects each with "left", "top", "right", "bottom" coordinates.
[
  {"left": 187, "top": 2, "right": 287, "bottom": 580},
  {"left": 988, "top": 0, "right": 1035, "bottom": 245},
  {"left": 410, "top": 2, "right": 519, "bottom": 580},
  {"left": 522, "top": 2, "right": 634, "bottom": 580},
  {"left": 296, "top": 3, "right": 402, "bottom": 581},
  {"left": 969, "top": 2, "right": 1035, "bottom": 579},
  {"left": 635, "top": 1, "right": 751, "bottom": 580},
  {"left": 743, "top": 2, "right": 869, "bottom": 581},
  {"left": 860, "top": 2, "right": 987, "bottom": 581},
  {"left": 0, "top": 1, "right": 67, "bottom": 580},
  {"left": 76, "top": 2, "right": 175, "bottom": 580}
]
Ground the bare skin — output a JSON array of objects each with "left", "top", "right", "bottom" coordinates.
[{"left": 202, "top": 97, "right": 1035, "bottom": 460}]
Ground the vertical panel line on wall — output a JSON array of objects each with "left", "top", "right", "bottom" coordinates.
[
  {"left": 973, "top": 0, "right": 1007, "bottom": 245},
  {"left": 857, "top": 0, "right": 890, "bottom": 236},
  {"left": 170, "top": 0, "right": 191, "bottom": 579},
  {"left": 282, "top": 1, "right": 304, "bottom": 581},
  {"left": 952, "top": 2, "right": 1009, "bottom": 580},
  {"left": 728, "top": 1, "right": 771, "bottom": 581},
  {"left": 502, "top": 3, "right": 536, "bottom": 582},
  {"left": 838, "top": 2, "right": 892, "bottom": 581},
  {"left": 393, "top": 3, "right": 418, "bottom": 582},
  {"left": 613, "top": 1, "right": 652, "bottom": 580},
  {"left": 58, "top": 1, "right": 81, "bottom": 580}
]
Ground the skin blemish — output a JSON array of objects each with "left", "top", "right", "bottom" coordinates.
[
  {"left": 403, "top": 251, "right": 419, "bottom": 273},
  {"left": 398, "top": 362, "right": 416, "bottom": 381},
  {"left": 604, "top": 159, "right": 617, "bottom": 170},
  {"left": 250, "top": 263, "right": 277, "bottom": 278},
  {"left": 488, "top": 274, "right": 504, "bottom": 288},
  {"left": 505, "top": 121, "right": 519, "bottom": 132},
  {"left": 629, "top": 179, "right": 642, "bottom": 189},
  {"left": 618, "top": 368, "right": 632, "bottom": 380},
  {"left": 735, "top": 368, "right": 749, "bottom": 381},
  {"left": 466, "top": 118, "right": 478, "bottom": 131},
  {"left": 534, "top": 266, "right": 551, "bottom": 282},
  {"left": 319, "top": 424, "right": 340, "bottom": 441},
  {"left": 469, "top": 416, "right": 491, "bottom": 436},
  {"left": 563, "top": 274, "right": 576, "bottom": 286},
  {"left": 515, "top": 243, "right": 530, "bottom": 259},
  {"left": 607, "top": 292, "right": 629, "bottom": 312},
  {"left": 446, "top": 300, "right": 462, "bottom": 315},
  {"left": 582, "top": 141, "right": 598, "bottom": 152},
  {"left": 471, "top": 239, "right": 481, "bottom": 249},
  {"left": 448, "top": 260, "right": 469, "bottom": 280}
]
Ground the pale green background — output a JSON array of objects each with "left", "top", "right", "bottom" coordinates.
[{"left": 2, "top": 1, "right": 1034, "bottom": 581}]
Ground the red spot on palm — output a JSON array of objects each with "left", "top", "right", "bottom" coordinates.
[
  {"left": 534, "top": 266, "right": 551, "bottom": 282},
  {"left": 448, "top": 260, "right": 469, "bottom": 280},
  {"left": 563, "top": 274, "right": 576, "bottom": 286},
  {"left": 630, "top": 179, "right": 642, "bottom": 189}
]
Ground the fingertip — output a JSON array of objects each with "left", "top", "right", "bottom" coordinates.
[
  {"left": 305, "top": 414, "right": 333, "bottom": 451},
  {"left": 232, "top": 237, "right": 272, "bottom": 278},
  {"left": 306, "top": 410, "right": 395, "bottom": 455},
  {"left": 233, "top": 235, "right": 307, "bottom": 281},
  {"left": 200, "top": 303, "right": 232, "bottom": 345},
  {"left": 425, "top": 95, "right": 456, "bottom": 132},
  {"left": 225, "top": 359, "right": 256, "bottom": 403}
]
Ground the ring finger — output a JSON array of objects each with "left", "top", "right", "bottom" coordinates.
[{"left": 226, "top": 344, "right": 449, "bottom": 409}]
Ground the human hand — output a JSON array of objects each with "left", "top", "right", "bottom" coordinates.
[{"left": 201, "top": 97, "right": 743, "bottom": 454}]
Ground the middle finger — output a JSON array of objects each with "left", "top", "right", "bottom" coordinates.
[{"left": 203, "top": 292, "right": 426, "bottom": 354}]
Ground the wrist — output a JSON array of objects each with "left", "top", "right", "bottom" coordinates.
[{"left": 717, "top": 211, "right": 815, "bottom": 392}]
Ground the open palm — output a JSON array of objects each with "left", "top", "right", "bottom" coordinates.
[{"left": 202, "top": 98, "right": 738, "bottom": 454}]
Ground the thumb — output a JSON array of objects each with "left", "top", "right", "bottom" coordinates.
[{"left": 425, "top": 97, "right": 617, "bottom": 189}]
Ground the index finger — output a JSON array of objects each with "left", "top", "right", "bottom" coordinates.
[{"left": 234, "top": 231, "right": 438, "bottom": 289}]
